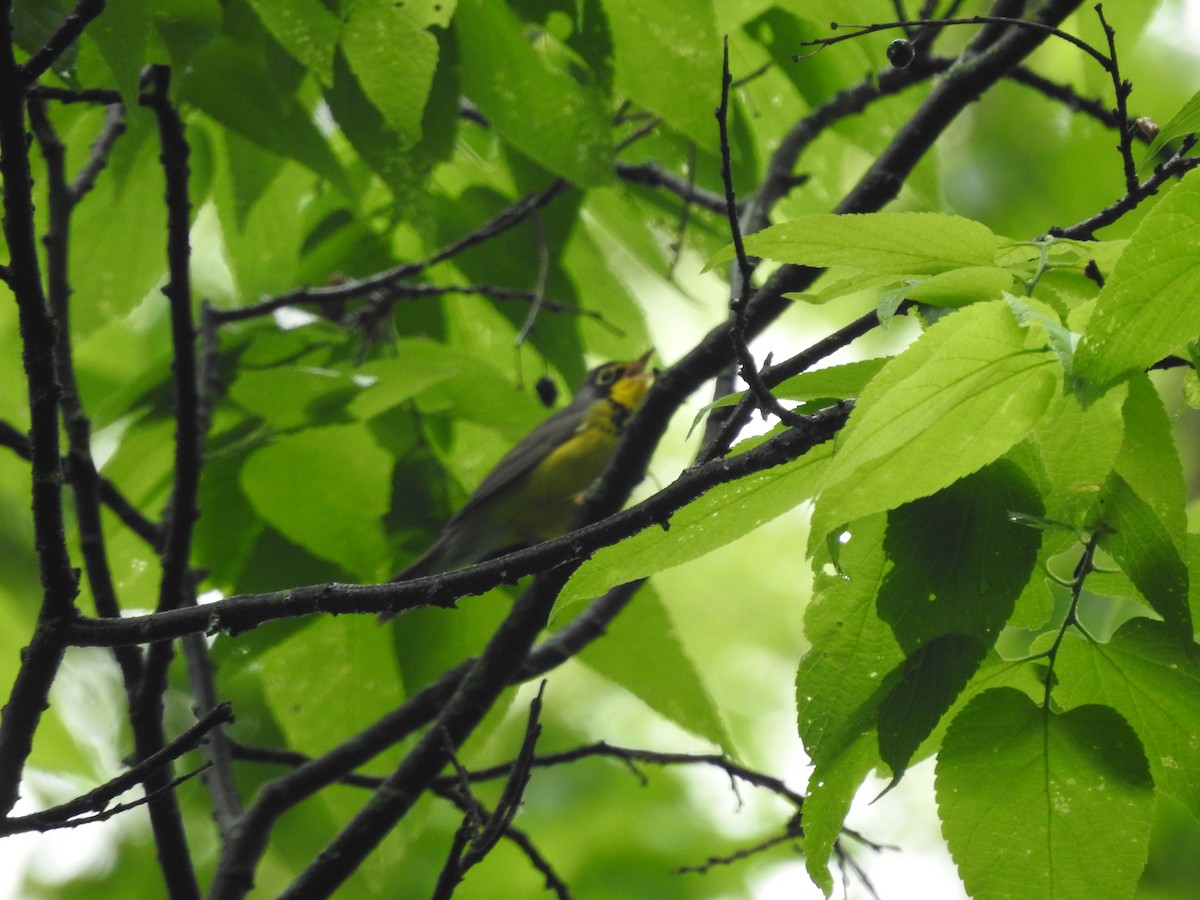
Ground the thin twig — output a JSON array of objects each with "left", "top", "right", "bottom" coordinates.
[
  {"left": 1048, "top": 136, "right": 1200, "bottom": 240},
  {"left": 0, "top": 419, "right": 159, "bottom": 545},
  {"left": 1092, "top": 4, "right": 1138, "bottom": 192},
  {"left": 27, "top": 96, "right": 142, "bottom": 688},
  {"left": 69, "top": 101, "right": 126, "bottom": 201},
  {"left": 615, "top": 160, "right": 727, "bottom": 215},
  {"left": 0, "top": 703, "right": 232, "bottom": 835},
  {"left": 796, "top": 15, "right": 1113, "bottom": 72},
  {"left": 716, "top": 40, "right": 806, "bottom": 430},
  {"left": 209, "top": 183, "right": 571, "bottom": 325},
  {"left": 0, "top": 764, "right": 213, "bottom": 835},
  {"left": 18, "top": 0, "right": 107, "bottom": 85}
]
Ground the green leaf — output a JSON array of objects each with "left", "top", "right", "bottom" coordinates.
[
  {"left": 455, "top": 0, "right": 614, "bottom": 186},
  {"left": 244, "top": 0, "right": 340, "bottom": 83},
  {"left": 877, "top": 634, "right": 989, "bottom": 790},
  {"left": 799, "top": 521, "right": 901, "bottom": 885},
  {"left": 1006, "top": 292, "right": 1077, "bottom": 371},
  {"left": 893, "top": 265, "right": 1016, "bottom": 308},
  {"left": 229, "top": 365, "right": 362, "bottom": 431},
  {"left": 558, "top": 440, "right": 833, "bottom": 607},
  {"left": 1099, "top": 473, "right": 1191, "bottom": 640},
  {"left": 1142, "top": 89, "right": 1200, "bottom": 168},
  {"left": 688, "top": 358, "right": 879, "bottom": 430},
  {"left": 87, "top": 0, "right": 149, "bottom": 107},
  {"left": 1098, "top": 374, "right": 1191, "bottom": 639},
  {"left": 215, "top": 151, "right": 313, "bottom": 300},
  {"left": 800, "top": 731, "right": 878, "bottom": 894},
  {"left": 194, "top": 450, "right": 264, "bottom": 588},
  {"left": 342, "top": 0, "right": 448, "bottom": 146},
  {"left": 877, "top": 461, "right": 1043, "bottom": 649},
  {"left": 68, "top": 133, "right": 167, "bottom": 338},
  {"left": 1056, "top": 620, "right": 1200, "bottom": 818},
  {"left": 773, "top": 358, "right": 888, "bottom": 401},
  {"left": 1029, "top": 384, "right": 1126, "bottom": 530},
  {"left": 179, "top": 35, "right": 350, "bottom": 193},
  {"left": 599, "top": 0, "right": 721, "bottom": 150},
  {"left": 347, "top": 344, "right": 469, "bottom": 420},
  {"left": 1112, "top": 374, "right": 1188, "bottom": 548},
  {"left": 937, "top": 688, "right": 1154, "bottom": 900},
  {"left": 240, "top": 424, "right": 392, "bottom": 578},
  {"left": 1073, "top": 168, "right": 1200, "bottom": 399},
  {"left": 573, "top": 584, "right": 733, "bottom": 753},
  {"left": 711, "top": 212, "right": 1001, "bottom": 273},
  {"left": 151, "top": 0, "right": 223, "bottom": 71},
  {"left": 812, "top": 300, "right": 1060, "bottom": 541},
  {"left": 797, "top": 514, "right": 901, "bottom": 763},
  {"left": 256, "top": 617, "right": 405, "bottom": 753}
]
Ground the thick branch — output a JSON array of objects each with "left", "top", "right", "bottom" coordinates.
[{"left": 0, "top": 0, "right": 75, "bottom": 818}]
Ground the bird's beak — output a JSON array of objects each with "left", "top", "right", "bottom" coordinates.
[
  {"left": 629, "top": 349, "right": 655, "bottom": 377},
  {"left": 611, "top": 350, "right": 655, "bottom": 410}
]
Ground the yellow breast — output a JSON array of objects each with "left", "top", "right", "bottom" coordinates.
[{"left": 490, "top": 401, "right": 624, "bottom": 543}]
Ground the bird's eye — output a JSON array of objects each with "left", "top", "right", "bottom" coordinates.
[{"left": 596, "top": 365, "right": 622, "bottom": 386}]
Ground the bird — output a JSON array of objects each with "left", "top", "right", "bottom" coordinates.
[{"left": 380, "top": 351, "right": 654, "bottom": 619}]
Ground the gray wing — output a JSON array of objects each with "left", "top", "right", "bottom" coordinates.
[{"left": 446, "top": 397, "right": 587, "bottom": 525}]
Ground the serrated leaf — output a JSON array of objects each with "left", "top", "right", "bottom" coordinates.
[
  {"left": 1073, "top": 168, "right": 1200, "bottom": 399},
  {"left": 812, "top": 301, "right": 1060, "bottom": 541},
  {"left": 241, "top": 425, "right": 392, "bottom": 578},
  {"left": 773, "top": 358, "right": 887, "bottom": 401},
  {"left": 87, "top": 0, "right": 149, "bottom": 107},
  {"left": 1006, "top": 292, "right": 1077, "bottom": 371},
  {"left": 798, "top": 515, "right": 901, "bottom": 762},
  {"left": 456, "top": 0, "right": 613, "bottom": 186},
  {"left": 800, "top": 731, "right": 877, "bottom": 894},
  {"left": 877, "top": 461, "right": 1043, "bottom": 650},
  {"left": 898, "top": 265, "right": 1016, "bottom": 308},
  {"left": 558, "top": 440, "right": 832, "bottom": 607},
  {"left": 1056, "top": 620, "right": 1200, "bottom": 818},
  {"left": 179, "top": 35, "right": 350, "bottom": 193},
  {"left": 574, "top": 584, "right": 733, "bottom": 753},
  {"left": 599, "top": 0, "right": 721, "bottom": 150},
  {"left": 877, "top": 634, "right": 988, "bottom": 790},
  {"left": 1099, "top": 473, "right": 1191, "bottom": 640},
  {"left": 342, "top": 0, "right": 444, "bottom": 145},
  {"left": 245, "top": 0, "right": 339, "bottom": 83},
  {"left": 937, "top": 688, "right": 1154, "bottom": 900},
  {"left": 1029, "top": 385, "right": 1126, "bottom": 530},
  {"left": 1097, "top": 374, "right": 1191, "bottom": 640},
  {"left": 711, "top": 212, "right": 1000, "bottom": 273}
]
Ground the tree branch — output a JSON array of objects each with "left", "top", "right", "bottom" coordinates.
[
  {"left": 0, "top": 0, "right": 75, "bottom": 819},
  {"left": 18, "top": 0, "right": 106, "bottom": 85}
]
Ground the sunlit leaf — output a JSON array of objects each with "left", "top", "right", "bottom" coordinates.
[
  {"left": 710, "top": 212, "right": 1001, "bottom": 273},
  {"left": 1074, "top": 168, "right": 1200, "bottom": 399},
  {"left": 937, "top": 688, "right": 1154, "bottom": 900},
  {"left": 811, "top": 300, "right": 1059, "bottom": 541},
  {"left": 1056, "top": 620, "right": 1200, "bottom": 818}
]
